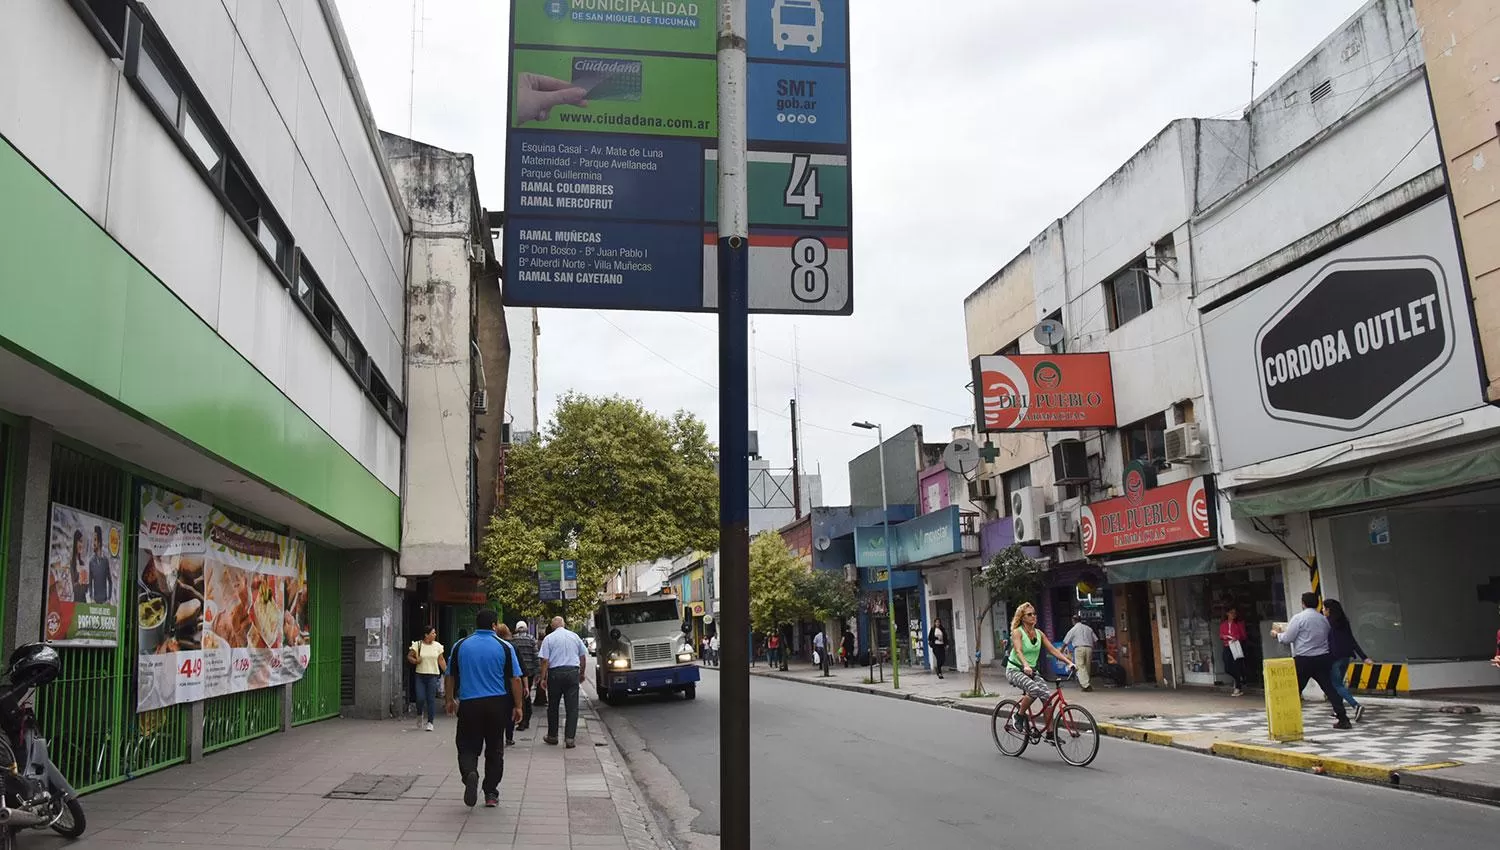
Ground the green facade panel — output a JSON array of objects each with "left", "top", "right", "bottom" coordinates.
[{"left": 0, "top": 136, "right": 399, "bottom": 550}]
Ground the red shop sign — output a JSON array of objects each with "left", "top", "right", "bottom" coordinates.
[{"left": 1080, "top": 475, "right": 1213, "bottom": 557}]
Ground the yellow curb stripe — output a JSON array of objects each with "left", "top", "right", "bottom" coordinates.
[
  {"left": 1097, "top": 722, "right": 1177, "bottom": 747},
  {"left": 1211, "top": 741, "right": 1395, "bottom": 782},
  {"left": 1397, "top": 761, "right": 1462, "bottom": 772}
]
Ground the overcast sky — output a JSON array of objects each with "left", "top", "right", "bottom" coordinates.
[{"left": 340, "top": 0, "right": 1369, "bottom": 505}]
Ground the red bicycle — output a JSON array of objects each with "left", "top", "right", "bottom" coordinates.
[{"left": 991, "top": 668, "right": 1099, "bottom": 766}]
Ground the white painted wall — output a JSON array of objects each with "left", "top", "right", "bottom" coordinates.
[
  {"left": 1, "top": 0, "right": 404, "bottom": 493},
  {"left": 505, "top": 307, "right": 540, "bottom": 437}
]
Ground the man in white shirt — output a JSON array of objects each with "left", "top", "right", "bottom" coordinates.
[
  {"left": 538, "top": 616, "right": 589, "bottom": 747},
  {"left": 1062, "top": 615, "right": 1098, "bottom": 692},
  {"left": 812, "top": 629, "right": 829, "bottom": 674},
  {"left": 1273, "top": 592, "right": 1350, "bottom": 729}
]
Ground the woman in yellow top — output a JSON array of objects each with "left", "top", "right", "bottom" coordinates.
[
  {"left": 1006, "top": 603, "right": 1076, "bottom": 733},
  {"left": 408, "top": 627, "right": 447, "bottom": 731}
]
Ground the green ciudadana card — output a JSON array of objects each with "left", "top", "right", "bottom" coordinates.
[
  {"left": 511, "top": 49, "right": 716, "bottom": 138},
  {"left": 513, "top": 1, "right": 716, "bottom": 55}
]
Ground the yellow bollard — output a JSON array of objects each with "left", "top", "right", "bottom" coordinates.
[{"left": 1262, "top": 657, "right": 1303, "bottom": 742}]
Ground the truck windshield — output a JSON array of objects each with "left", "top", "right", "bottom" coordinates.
[{"left": 607, "top": 600, "right": 681, "bottom": 627}]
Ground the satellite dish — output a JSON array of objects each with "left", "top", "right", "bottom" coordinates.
[
  {"left": 1033, "top": 318, "right": 1065, "bottom": 347},
  {"left": 942, "top": 439, "right": 981, "bottom": 475},
  {"left": 814, "top": 536, "right": 832, "bottom": 551}
]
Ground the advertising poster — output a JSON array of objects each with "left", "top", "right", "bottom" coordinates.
[
  {"left": 972, "top": 353, "right": 1119, "bottom": 431},
  {"left": 44, "top": 504, "right": 124, "bottom": 647},
  {"left": 136, "top": 488, "right": 310, "bottom": 712}
]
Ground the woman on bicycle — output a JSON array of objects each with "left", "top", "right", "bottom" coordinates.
[{"left": 1007, "top": 603, "right": 1076, "bottom": 733}]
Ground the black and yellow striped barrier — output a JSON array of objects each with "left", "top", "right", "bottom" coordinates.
[{"left": 1344, "top": 661, "right": 1408, "bottom": 694}]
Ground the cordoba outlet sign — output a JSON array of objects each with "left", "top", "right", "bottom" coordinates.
[
  {"left": 1201, "top": 199, "right": 1485, "bottom": 471},
  {"left": 1256, "top": 257, "right": 1451, "bottom": 429}
]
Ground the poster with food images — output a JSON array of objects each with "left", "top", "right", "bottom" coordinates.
[
  {"left": 44, "top": 504, "right": 124, "bottom": 647},
  {"left": 135, "top": 488, "right": 310, "bottom": 712}
]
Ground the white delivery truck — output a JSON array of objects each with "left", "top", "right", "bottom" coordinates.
[{"left": 592, "top": 592, "right": 700, "bottom": 704}]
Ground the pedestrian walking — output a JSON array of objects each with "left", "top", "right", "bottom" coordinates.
[
  {"left": 495, "top": 625, "right": 524, "bottom": 745},
  {"left": 813, "top": 628, "right": 829, "bottom": 674},
  {"left": 510, "top": 621, "right": 540, "bottom": 732},
  {"left": 538, "top": 616, "right": 589, "bottom": 748},
  {"left": 841, "top": 626, "right": 855, "bottom": 669},
  {"left": 767, "top": 633, "right": 781, "bottom": 668},
  {"left": 1273, "top": 593, "right": 1351, "bottom": 730},
  {"left": 1219, "top": 607, "right": 1249, "bottom": 696},
  {"left": 709, "top": 633, "right": 720, "bottom": 667},
  {"left": 928, "top": 619, "right": 952, "bottom": 679},
  {"left": 1062, "top": 614, "right": 1097, "bottom": 691},
  {"left": 407, "top": 626, "right": 446, "bottom": 731},
  {"left": 1324, "top": 599, "right": 1370, "bottom": 723},
  {"left": 445, "top": 609, "right": 523, "bottom": 808}
]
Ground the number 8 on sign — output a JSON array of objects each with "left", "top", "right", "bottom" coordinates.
[{"left": 791, "top": 237, "right": 829, "bottom": 303}]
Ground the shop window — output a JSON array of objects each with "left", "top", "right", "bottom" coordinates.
[
  {"left": 1104, "top": 256, "right": 1153, "bottom": 330},
  {"left": 1120, "top": 412, "right": 1168, "bottom": 467},
  {"left": 1327, "top": 495, "right": 1500, "bottom": 663}
]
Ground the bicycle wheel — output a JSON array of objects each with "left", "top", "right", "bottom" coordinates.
[
  {"left": 991, "top": 700, "right": 1029, "bottom": 757},
  {"left": 1052, "top": 704, "right": 1100, "bottom": 767}
]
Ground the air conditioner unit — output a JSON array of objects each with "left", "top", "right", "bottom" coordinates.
[
  {"left": 1163, "top": 422, "right": 1206, "bottom": 462},
  {"left": 1052, "top": 439, "right": 1090, "bottom": 484},
  {"left": 967, "top": 477, "right": 996, "bottom": 501},
  {"left": 471, "top": 389, "right": 489, "bottom": 414},
  {"left": 468, "top": 243, "right": 487, "bottom": 266},
  {"left": 1010, "top": 486, "right": 1046, "bottom": 543},
  {"left": 844, "top": 564, "right": 858, "bottom": 583},
  {"left": 1038, "top": 511, "right": 1076, "bottom": 547}
]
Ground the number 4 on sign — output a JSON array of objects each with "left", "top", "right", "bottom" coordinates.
[
  {"left": 178, "top": 658, "right": 203, "bottom": 678},
  {"left": 784, "top": 154, "right": 823, "bottom": 218}
]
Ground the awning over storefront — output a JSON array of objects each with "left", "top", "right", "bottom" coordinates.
[
  {"left": 1230, "top": 439, "right": 1500, "bottom": 519},
  {"left": 1101, "top": 547, "right": 1218, "bottom": 583}
]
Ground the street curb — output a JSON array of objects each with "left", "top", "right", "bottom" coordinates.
[
  {"left": 751, "top": 667, "right": 1500, "bottom": 806},
  {"left": 1210, "top": 740, "right": 1394, "bottom": 783},
  {"left": 580, "top": 686, "right": 677, "bottom": 850},
  {"left": 1394, "top": 767, "right": 1500, "bottom": 804}
]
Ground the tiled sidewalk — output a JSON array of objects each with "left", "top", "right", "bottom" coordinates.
[{"left": 38, "top": 694, "right": 665, "bottom": 849}]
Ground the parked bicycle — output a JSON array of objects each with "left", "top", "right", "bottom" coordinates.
[{"left": 990, "top": 668, "right": 1100, "bottom": 767}]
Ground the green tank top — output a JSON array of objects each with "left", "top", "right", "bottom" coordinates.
[{"left": 1010, "top": 628, "right": 1041, "bottom": 669}]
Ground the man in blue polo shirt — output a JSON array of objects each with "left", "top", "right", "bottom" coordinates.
[{"left": 445, "top": 609, "right": 523, "bottom": 808}]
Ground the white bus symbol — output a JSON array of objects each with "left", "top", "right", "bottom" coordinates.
[{"left": 772, "top": 0, "right": 824, "bottom": 54}]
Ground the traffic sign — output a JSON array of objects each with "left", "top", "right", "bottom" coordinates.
[{"left": 503, "top": 0, "right": 852, "bottom": 314}]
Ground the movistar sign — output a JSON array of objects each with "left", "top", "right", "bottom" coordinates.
[{"left": 853, "top": 506, "right": 962, "bottom": 569}]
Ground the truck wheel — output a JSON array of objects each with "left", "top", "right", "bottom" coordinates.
[
  {"left": 683, "top": 684, "right": 696, "bottom": 700},
  {"left": 600, "top": 689, "right": 617, "bottom": 706}
]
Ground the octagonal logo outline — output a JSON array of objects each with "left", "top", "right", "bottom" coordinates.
[{"left": 1252, "top": 255, "right": 1454, "bottom": 432}]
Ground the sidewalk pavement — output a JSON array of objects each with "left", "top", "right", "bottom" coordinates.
[
  {"left": 751, "top": 660, "right": 1500, "bottom": 805},
  {"left": 52, "top": 691, "right": 666, "bottom": 850}
]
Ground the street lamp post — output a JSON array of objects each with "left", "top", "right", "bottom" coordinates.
[{"left": 853, "top": 421, "right": 898, "bottom": 689}]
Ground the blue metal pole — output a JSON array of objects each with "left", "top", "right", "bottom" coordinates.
[{"left": 716, "top": 2, "right": 751, "bottom": 848}]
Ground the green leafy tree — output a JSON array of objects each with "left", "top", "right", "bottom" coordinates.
[
  {"left": 969, "top": 544, "right": 1045, "bottom": 694},
  {"left": 749, "top": 531, "right": 808, "bottom": 656},
  {"left": 478, "top": 394, "right": 719, "bottom": 623},
  {"left": 795, "top": 568, "right": 858, "bottom": 623}
]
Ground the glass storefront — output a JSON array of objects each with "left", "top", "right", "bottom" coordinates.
[
  {"left": 1324, "top": 486, "right": 1500, "bottom": 663},
  {"left": 1171, "top": 564, "right": 1286, "bottom": 688}
]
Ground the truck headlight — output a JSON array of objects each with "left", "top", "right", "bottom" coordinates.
[
  {"left": 677, "top": 652, "right": 694, "bottom": 663},
  {"left": 609, "top": 657, "right": 630, "bottom": 670}
]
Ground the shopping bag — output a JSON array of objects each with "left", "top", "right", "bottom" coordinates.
[
  {"left": 812, "top": 650, "right": 821, "bottom": 666},
  {"left": 1229, "top": 639, "right": 1245, "bottom": 660}
]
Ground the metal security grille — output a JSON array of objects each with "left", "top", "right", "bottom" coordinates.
[
  {"left": 631, "top": 641, "right": 674, "bottom": 665},
  {"left": 35, "top": 447, "right": 189, "bottom": 794},
  {"left": 291, "top": 545, "right": 343, "bottom": 725},
  {"left": 203, "top": 686, "right": 283, "bottom": 753},
  {"left": 340, "top": 636, "right": 356, "bottom": 705}
]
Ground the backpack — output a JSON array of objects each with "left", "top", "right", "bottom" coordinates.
[{"left": 449, "top": 631, "right": 514, "bottom": 700}]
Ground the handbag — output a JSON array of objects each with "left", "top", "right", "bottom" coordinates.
[{"left": 1228, "top": 638, "right": 1245, "bottom": 660}]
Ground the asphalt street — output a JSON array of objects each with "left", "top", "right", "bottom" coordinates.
[{"left": 594, "top": 669, "right": 1498, "bottom": 850}]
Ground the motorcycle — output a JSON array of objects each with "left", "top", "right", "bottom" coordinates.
[{"left": 0, "top": 644, "right": 85, "bottom": 847}]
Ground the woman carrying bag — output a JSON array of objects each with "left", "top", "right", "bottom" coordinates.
[{"left": 1220, "top": 607, "right": 1248, "bottom": 697}]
